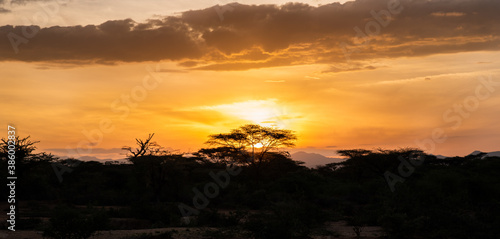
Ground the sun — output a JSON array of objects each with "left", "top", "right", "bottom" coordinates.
[{"left": 253, "top": 143, "right": 264, "bottom": 148}]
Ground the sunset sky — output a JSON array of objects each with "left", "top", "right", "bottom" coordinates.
[{"left": 1, "top": 0, "right": 499, "bottom": 160}]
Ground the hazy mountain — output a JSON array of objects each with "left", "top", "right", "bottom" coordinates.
[
  {"left": 77, "top": 156, "right": 112, "bottom": 162},
  {"left": 469, "top": 150, "right": 500, "bottom": 158},
  {"left": 433, "top": 154, "right": 448, "bottom": 159},
  {"left": 291, "top": 151, "right": 345, "bottom": 168}
]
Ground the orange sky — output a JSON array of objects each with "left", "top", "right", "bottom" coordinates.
[{"left": 1, "top": 0, "right": 499, "bottom": 160}]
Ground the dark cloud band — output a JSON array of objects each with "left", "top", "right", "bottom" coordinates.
[{"left": 0, "top": 0, "right": 499, "bottom": 70}]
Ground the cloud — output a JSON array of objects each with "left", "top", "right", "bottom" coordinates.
[
  {"left": 431, "top": 12, "right": 466, "bottom": 17},
  {"left": 157, "top": 68, "right": 188, "bottom": 73},
  {"left": 10, "top": 0, "right": 52, "bottom": 5},
  {"left": 305, "top": 76, "right": 320, "bottom": 80},
  {"left": 0, "top": 18, "right": 203, "bottom": 63},
  {"left": 159, "top": 108, "right": 229, "bottom": 126},
  {"left": 322, "top": 63, "right": 377, "bottom": 73},
  {"left": 0, "top": 0, "right": 499, "bottom": 70},
  {"left": 367, "top": 71, "right": 487, "bottom": 86}
]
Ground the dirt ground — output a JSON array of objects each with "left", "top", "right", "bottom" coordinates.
[{"left": 0, "top": 221, "right": 384, "bottom": 239}]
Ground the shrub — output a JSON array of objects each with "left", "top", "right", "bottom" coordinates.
[
  {"left": 244, "top": 201, "right": 325, "bottom": 239},
  {"left": 43, "top": 205, "right": 109, "bottom": 239}
]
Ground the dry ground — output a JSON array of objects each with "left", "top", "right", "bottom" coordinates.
[{"left": 0, "top": 221, "right": 384, "bottom": 239}]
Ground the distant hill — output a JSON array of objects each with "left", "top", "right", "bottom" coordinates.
[
  {"left": 291, "top": 151, "right": 345, "bottom": 168},
  {"left": 434, "top": 150, "right": 500, "bottom": 159},
  {"left": 57, "top": 155, "right": 129, "bottom": 164},
  {"left": 469, "top": 150, "right": 500, "bottom": 158},
  {"left": 434, "top": 154, "right": 448, "bottom": 159},
  {"left": 78, "top": 155, "right": 113, "bottom": 162}
]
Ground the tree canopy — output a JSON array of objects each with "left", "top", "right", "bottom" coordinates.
[
  {"left": 204, "top": 124, "right": 297, "bottom": 164},
  {"left": 1, "top": 135, "right": 39, "bottom": 161}
]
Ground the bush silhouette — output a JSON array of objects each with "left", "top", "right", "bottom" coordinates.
[{"left": 43, "top": 205, "right": 109, "bottom": 239}]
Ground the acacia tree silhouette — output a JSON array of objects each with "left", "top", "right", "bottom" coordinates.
[{"left": 204, "top": 124, "right": 297, "bottom": 165}]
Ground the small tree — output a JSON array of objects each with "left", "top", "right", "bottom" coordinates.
[
  {"left": 123, "top": 134, "right": 183, "bottom": 202},
  {"left": 0, "top": 135, "right": 39, "bottom": 161},
  {"left": 122, "top": 133, "right": 170, "bottom": 160}
]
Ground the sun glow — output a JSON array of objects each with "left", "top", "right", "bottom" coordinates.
[
  {"left": 201, "top": 99, "right": 294, "bottom": 128},
  {"left": 240, "top": 107, "right": 276, "bottom": 126}
]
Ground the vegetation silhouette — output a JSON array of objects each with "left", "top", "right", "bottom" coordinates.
[
  {"left": 202, "top": 124, "right": 297, "bottom": 165},
  {"left": 1, "top": 129, "right": 499, "bottom": 239},
  {"left": 122, "top": 133, "right": 172, "bottom": 159}
]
